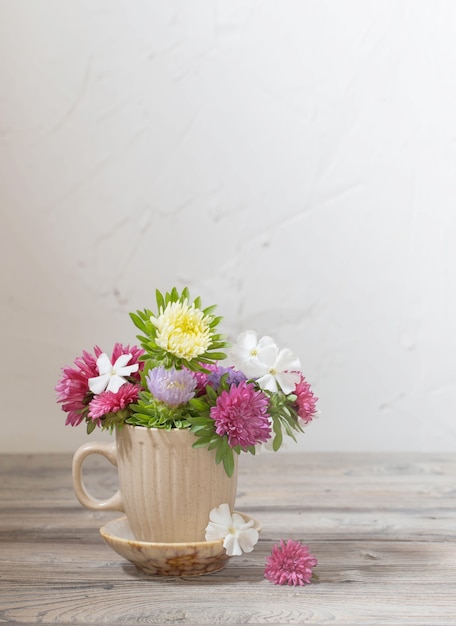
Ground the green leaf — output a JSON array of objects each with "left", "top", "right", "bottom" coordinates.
[
  {"left": 206, "top": 385, "right": 218, "bottom": 402},
  {"left": 215, "top": 442, "right": 225, "bottom": 465},
  {"left": 208, "top": 315, "right": 223, "bottom": 327},
  {"left": 202, "top": 304, "right": 217, "bottom": 317},
  {"left": 155, "top": 289, "right": 165, "bottom": 312},
  {"left": 272, "top": 418, "right": 283, "bottom": 451},
  {"left": 86, "top": 420, "right": 97, "bottom": 435},
  {"left": 129, "top": 312, "right": 147, "bottom": 333},
  {"left": 222, "top": 449, "right": 235, "bottom": 477},
  {"left": 205, "top": 351, "right": 227, "bottom": 361},
  {"left": 188, "top": 398, "right": 209, "bottom": 412},
  {"left": 192, "top": 433, "right": 218, "bottom": 447}
]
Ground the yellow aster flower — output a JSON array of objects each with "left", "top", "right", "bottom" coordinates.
[{"left": 152, "top": 300, "right": 212, "bottom": 361}]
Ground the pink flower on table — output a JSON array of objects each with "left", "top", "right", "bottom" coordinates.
[
  {"left": 210, "top": 381, "right": 271, "bottom": 449},
  {"left": 293, "top": 374, "right": 318, "bottom": 424},
  {"left": 88, "top": 383, "right": 141, "bottom": 421},
  {"left": 264, "top": 539, "right": 318, "bottom": 586}
]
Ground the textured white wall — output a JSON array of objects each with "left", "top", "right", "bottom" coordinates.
[{"left": 1, "top": 0, "right": 455, "bottom": 453}]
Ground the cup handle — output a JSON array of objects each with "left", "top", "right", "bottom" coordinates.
[{"left": 72, "top": 441, "right": 124, "bottom": 511}]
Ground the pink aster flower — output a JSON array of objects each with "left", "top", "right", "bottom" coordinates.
[
  {"left": 264, "top": 539, "right": 318, "bottom": 586},
  {"left": 88, "top": 382, "right": 141, "bottom": 421},
  {"left": 294, "top": 374, "right": 318, "bottom": 424},
  {"left": 55, "top": 349, "right": 100, "bottom": 426},
  {"left": 56, "top": 344, "right": 144, "bottom": 427},
  {"left": 210, "top": 381, "right": 271, "bottom": 449}
]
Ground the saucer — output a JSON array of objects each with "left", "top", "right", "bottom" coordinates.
[{"left": 100, "top": 513, "right": 261, "bottom": 577}]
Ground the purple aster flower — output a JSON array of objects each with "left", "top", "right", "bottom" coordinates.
[
  {"left": 210, "top": 380, "right": 271, "bottom": 449},
  {"left": 207, "top": 365, "right": 247, "bottom": 390},
  {"left": 146, "top": 366, "right": 197, "bottom": 408},
  {"left": 190, "top": 363, "right": 219, "bottom": 396}
]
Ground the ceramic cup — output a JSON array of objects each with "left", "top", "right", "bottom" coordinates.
[{"left": 72, "top": 425, "right": 238, "bottom": 543}]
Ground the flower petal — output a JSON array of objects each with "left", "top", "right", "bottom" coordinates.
[
  {"left": 106, "top": 374, "right": 128, "bottom": 394},
  {"left": 116, "top": 363, "right": 139, "bottom": 378},
  {"left": 237, "top": 527, "right": 259, "bottom": 553},
  {"left": 208, "top": 503, "right": 233, "bottom": 526},
  {"left": 275, "top": 348, "right": 301, "bottom": 374},
  {"left": 231, "top": 512, "right": 254, "bottom": 530},
  {"left": 241, "top": 358, "right": 268, "bottom": 379},
  {"left": 113, "top": 353, "right": 133, "bottom": 369},
  {"left": 257, "top": 336, "right": 276, "bottom": 350},
  {"left": 96, "top": 353, "right": 112, "bottom": 376},
  {"left": 205, "top": 523, "right": 228, "bottom": 541},
  {"left": 237, "top": 330, "right": 258, "bottom": 352},
  {"left": 88, "top": 373, "right": 110, "bottom": 395},
  {"left": 256, "top": 373, "right": 279, "bottom": 393},
  {"left": 256, "top": 342, "right": 279, "bottom": 367},
  {"left": 223, "top": 533, "right": 242, "bottom": 556},
  {"left": 275, "top": 370, "right": 302, "bottom": 395}
]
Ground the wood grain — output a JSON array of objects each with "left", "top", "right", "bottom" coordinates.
[{"left": 1, "top": 451, "right": 455, "bottom": 624}]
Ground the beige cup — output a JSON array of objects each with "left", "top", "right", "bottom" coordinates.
[{"left": 72, "top": 425, "right": 238, "bottom": 543}]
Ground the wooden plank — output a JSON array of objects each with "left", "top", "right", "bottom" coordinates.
[{"left": 1, "top": 452, "right": 455, "bottom": 625}]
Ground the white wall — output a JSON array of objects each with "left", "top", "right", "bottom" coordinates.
[{"left": 1, "top": 0, "right": 455, "bottom": 453}]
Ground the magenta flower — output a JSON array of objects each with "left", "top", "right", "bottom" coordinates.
[
  {"left": 264, "top": 539, "right": 318, "bottom": 586},
  {"left": 294, "top": 374, "right": 318, "bottom": 424},
  {"left": 55, "top": 349, "right": 100, "bottom": 426},
  {"left": 88, "top": 382, "right": 141, "bottom": 422},
  {"left": 210, "top": 381, "right": 271, "bottom": 449},
  {"left": 56, "top": 344, "right": 144, "bottom": 426},
  {"left": 146, "top": 366, "right": 197, "bottom": 407}
]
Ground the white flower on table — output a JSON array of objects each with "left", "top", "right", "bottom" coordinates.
[
  {"left": 205, "top": 503, "right": 259, "bottom": 556},
  {"left": 88, "top": 353, "right": 139, "bottom": 394}
]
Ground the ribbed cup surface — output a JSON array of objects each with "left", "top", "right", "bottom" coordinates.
[{"left": 116, "top": 426, "right": 238, "bottom": 543}]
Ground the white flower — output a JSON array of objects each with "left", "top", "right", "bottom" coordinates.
[
  {"left": 254, "top": 343, "right": 301, "bottom": 394},
  {"left": 229, "top": 330, "right": 275, "bottom": 378},
  {"left": 88, "top": 353, "right": 139, "bottom": 395},
  {"left": 205, "top": 503, "right": 259, "bottom": 556},
  {"left": 230, "top": 330, "right": 301, "bottom": 394}
]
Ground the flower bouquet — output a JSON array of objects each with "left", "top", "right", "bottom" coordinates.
[
  {"left": 56, "top": 287, "right": 318, "bottom": 477},
  {"left": 57, "top": 287, "right": 320, "bottom": 576}
]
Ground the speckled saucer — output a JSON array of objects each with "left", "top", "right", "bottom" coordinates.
[{"left": 100, "top": 513, "right": 261, "bottom": 577}]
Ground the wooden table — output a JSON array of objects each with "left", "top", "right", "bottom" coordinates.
[{"left": 1, "top": 452, "right": 455, "bottom": 624}]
